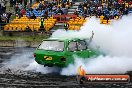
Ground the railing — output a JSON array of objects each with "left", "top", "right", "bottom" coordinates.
[{"left": 53, "top": 14, "right": 77, "bottom": 23}]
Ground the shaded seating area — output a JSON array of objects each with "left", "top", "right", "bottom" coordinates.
[
  {"left": 4, "top": 15, "right": 57, "bottom": 32},
  {"left": 44, "top": 17, "right": 57, "bottom": 31},
  {"left": 4, "top": 15, "right": 40, "bottom": 31},
  {"left": 67, "top": 16, "right": 86, "bottom": 30}
]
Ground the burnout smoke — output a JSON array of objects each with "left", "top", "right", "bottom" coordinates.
[
  {"left": 0, "top": 48, "right": 59, "bottom": 74},
  {"left": 51, "top": 15, "right": 132, "bottom": 75}
]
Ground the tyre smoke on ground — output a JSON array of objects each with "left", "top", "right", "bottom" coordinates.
[
  {"left": 51, "top": 15, "right": 132, "bottom": 75},
  {"left": 0, "top": 49, "right": 59, "bottom": 74}
]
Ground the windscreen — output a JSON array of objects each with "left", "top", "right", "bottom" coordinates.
[{"left": 38, "top": 40, "right": 64, "bottom": 51}]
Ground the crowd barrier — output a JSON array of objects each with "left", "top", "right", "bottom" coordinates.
[{"left": 53, "top": 14, "right": 77, "bottom": 23}]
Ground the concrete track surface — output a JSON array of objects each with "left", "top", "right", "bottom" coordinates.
[{"left": 0, "top": 47, "right": 132, "bottom": 88}]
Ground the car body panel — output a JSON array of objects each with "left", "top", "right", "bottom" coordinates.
[{"left": 34, "top": 38, "right": 100, "bottom": 67}]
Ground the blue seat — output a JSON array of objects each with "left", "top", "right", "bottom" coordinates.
[
  {"left": 34, "top": 13, "right": 38, "bottom": 16},
  {"left": 26, "top": 14, "right": 30, "bottom": 17},
  {"left": 42, "top": 10, "right": 45, "bottom": 13},
  {"left": 26, "top": 12, "right": 30, "bottom": 17},
  {"left": 35, "top": 15, "right": 39, "bottom": 17}
]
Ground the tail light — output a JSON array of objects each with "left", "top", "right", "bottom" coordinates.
[
  {"left": 61, "top": 57, "right": 66, "bottom": 62},
  {"left": 34, "top": 54, "right": 36, "bottom": 58}
]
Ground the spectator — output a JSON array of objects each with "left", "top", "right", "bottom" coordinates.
[
  {"left": 77, "top": 0, "right": 132, "bottom": 19},
  {"left": 31, "top": 13, "right": 36, "bottom": 19},
  {"left": 0, "top": 16, "right": 3, "bottom": 30},
  {"left": 39, "top": 19, "right": 44, "bottom": 32},
  {"left": 24, "top": 0, "right": 27, "bottom": 8},
  {"left": 7, "top": 11, "right": 12, "bottom": 23},
  {"left": 20, "top": 8, "right": 26, "bottom": 16}
]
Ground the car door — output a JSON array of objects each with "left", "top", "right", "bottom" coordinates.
[
  {"left": 76, "top": 40, "right": 89, "bottom": 58},
  {"left": 67, "top": 40, "right": 89, "bottom": 58},
  {"left": 64, "top": 41, "right": 78, "bottom": 64},
  {"left": 68, "top": 41, "right": 78, "bottom": 55}
]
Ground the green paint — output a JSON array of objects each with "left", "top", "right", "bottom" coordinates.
[{"left": 34, "top": 38, "right": 100, "bottom": 67}]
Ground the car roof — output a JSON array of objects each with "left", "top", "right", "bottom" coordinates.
[{"left": 42, "top": 38, "right": 89, "bottom": 41}]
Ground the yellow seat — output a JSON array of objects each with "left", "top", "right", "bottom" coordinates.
[
  {"left": 52, "top": 19, "right": 56, "bottom": 21},
  {"left": 23, "top": 15, "right": 26, "bottom": 17},
  {"left": 69, "top": 25, "right": 74, "bottom": 30},
  {"left": 114, "top": 16, "right": 119, "bottom": 20},
  {"left": 68, "top": 21, "right": 73, "bottom": 25},
  {"left": 17, "top": 24, "right": 22, "bottom": 31},
  {"left": 15, "top": 16, "right": 19, "bottom": 19},
  {"left": 4, "top": 25, "right": 9, "bottom": 30},
  {"left": 107, "top": 20, "right": 111, "bottom": 24},
  {"left": 8, "top": 24, "right": 13, "bottom": 30},
  {"left": 125, "top": 3, "right": 128, "bottom": 7},
  {"left": 29, "top": 24, "right": 34, "bottom": 31},
  {"left": 80, "top": 17, "right": 85, "bottom": 20},
  {"left": 78, "top": 21, "right": 83, "bottom": 25},
  {"left": 68, "top": 26, "right": 72, "bottom": 30},
  {"left": 75, "top": 18, "right": 79, "bottom": 21},
  {"left": 35, "top": 19, "right": 40, "bottom": 21},
  {"left": 13, "top": 24, "right": 18, "bottom": 30},
  {"left": 83, "top": 19, "right": 86, "bottom": 22},
  {"left": 21, "top": 25, "right": 27, "bottom": 31},
  {"left": 77, "top": 17, "right": 81, "bottom": 19},
  {"left": 100, "top": 15, "right": 104, "bottom": 20},
  {"left": 50, "top": 17, "right": 53, "bottom": 19},
  {"left": 100, "top": 19, "right": 103, "bottom": 24},
  {"left": 34, "top": 25, "right": 40, "bottom": 31},
  {"left": 74, "top": 21, "right": 78, "bottom": 25},
  {"left": 103, "top": 20, "right": 107, "bottom": 24},
  {"left": 74, "top": 26, "right": 80, "bottom": 30}
]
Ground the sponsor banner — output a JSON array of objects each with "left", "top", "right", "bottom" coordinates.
[
  {"left": 85, "top": 75, "right": 130, "bottom": 83},
  {"left": 118, "top": 0, "right": 122, "bottom": 3}
]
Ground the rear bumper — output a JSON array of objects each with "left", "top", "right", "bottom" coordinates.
[
  {"left": 35, "top": 58, "right": 67, "bottom": 67},
  {"left": 44, "top": 62, "right": 66, "bottom": 67}
]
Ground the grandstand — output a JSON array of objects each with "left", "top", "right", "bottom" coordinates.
[
  {"left": 3, "top": 0, "right": 85, "bottom": 32},
  {"left": 4, "top": 15, "right": 56, "bottom": 31},
  {"left": 67, "top": 16, "right": 86, "bottom": 30},
  {"left": 1, "top": 0, "right": 132, "bottom": 32}
]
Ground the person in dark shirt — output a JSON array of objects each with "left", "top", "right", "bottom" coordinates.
[
  {"left": 57, "top": 7, "right": 64, "bottom": 15},
  {"left": 31, "top": 13, "right": 36, "bottom": 19},
  {"left": 7, "top": 11, "right": 12, "bottom": 23},
  {"left": 64, "top": 23, "right": 69, "bottom": 31},
  {"left": 39, "top": 19, "right": 44, "bottom": 32},
  {"left": 0, "top": 16, "right": 2, "bottom": 30}
]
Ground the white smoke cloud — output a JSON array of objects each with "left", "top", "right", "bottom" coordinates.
[
  {"left": 0, "top": 48, "right": 60, "bottom": 74},
  {"left": 25, "top": 60, "right": 60, "bottom": 74},
  {"left": 51, "top": 15, "right": 132, "bottom": 75},
  {"left": 61, "top": 56, "right": 132, "bottom": 75},
  {"left": 52, "top": 15, "right": 132, "bottom": 57}
]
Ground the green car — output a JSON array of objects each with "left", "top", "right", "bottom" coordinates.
[{"left": 34, "top": 37, "right": 100, "bottom": 67}]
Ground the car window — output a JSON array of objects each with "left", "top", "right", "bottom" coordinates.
[
  {"left": 38, "top": 41, "right": 64, "bottom": 51},
  {"left": 68, "top": 41, "right": 77, "bottom": 51},
  {"left": 77, "top": 40, "right": 87, "bottom": 50}
]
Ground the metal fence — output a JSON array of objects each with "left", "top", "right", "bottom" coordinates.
[{"left": 0, "top": 40, "right": 40, "bottom": 47}]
